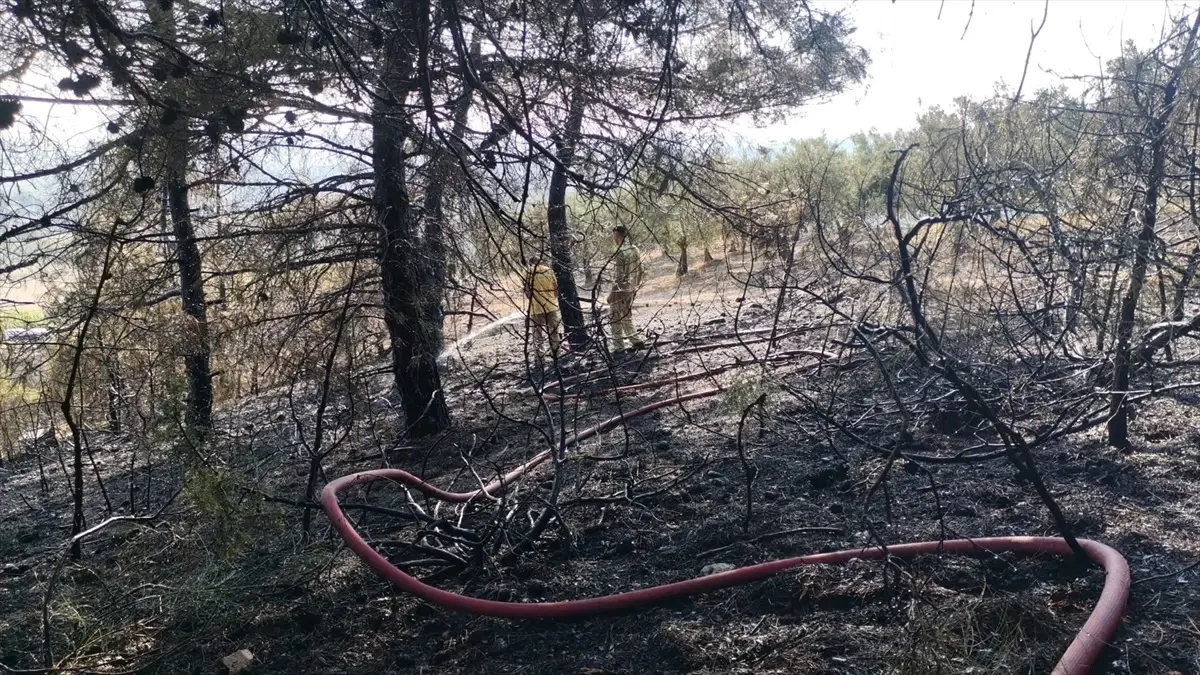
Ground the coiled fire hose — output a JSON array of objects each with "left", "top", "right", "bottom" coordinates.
[{"left": 322, "top": 389, "right": 1129, "bottom": 675}]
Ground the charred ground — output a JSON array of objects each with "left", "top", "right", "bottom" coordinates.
[{"left": 2, "top": 258, "right": 1199, "bottom": 675}]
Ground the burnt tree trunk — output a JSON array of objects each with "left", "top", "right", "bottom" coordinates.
[
  {"left": 167, "top": 171, "right": 213, "bottom": 431},
  {"left": 374, "top": 7, "right": 450, "bottom": 437},
  {"left": 145, "top": 0, "right": 212, "bottom": 432},
  {"left": 547, "top": 87, "right": 588, "bottom": 348},
  {"left": 1109, "top": 13, "right": 1200, "bottom": 448}
]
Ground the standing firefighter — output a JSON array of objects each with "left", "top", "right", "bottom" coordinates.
[
  {"left": 524, "top": 256, "right": 562, "bottom": 360},
  {"left": 606, "top": 226, "right": 646, "bottom": 354}
]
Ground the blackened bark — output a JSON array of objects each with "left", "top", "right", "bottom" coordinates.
[
  {"left": 547, "top": 89, "right": 588, "bottom": 348},
  {"left": 144, "top": 0, "right": 211, "bottom": 432},
  {"left": 375, "top": 11, "right": 450, "bottom": 437},
  {"left": 167, "top": 167, "right": 213, "bottom": 431}
]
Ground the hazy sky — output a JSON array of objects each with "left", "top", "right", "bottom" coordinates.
[
  {"left": 12, "top": 1, "right": 1188, "bottom": 150},
  {"left": 726, "top": 0, "right": 1188, "bottom": 145}
]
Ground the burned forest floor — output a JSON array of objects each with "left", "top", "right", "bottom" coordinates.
[{"left": 2, "top": 253, "right": 1200, "bottom": 675}]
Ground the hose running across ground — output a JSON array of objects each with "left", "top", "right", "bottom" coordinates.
[{"left": 321, "top": 389, "right": 1129, "bottom": 675}]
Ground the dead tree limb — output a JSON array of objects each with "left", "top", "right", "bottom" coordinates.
[{"left": 1109, "top": 11, "right": 1200, "bottom": 448}]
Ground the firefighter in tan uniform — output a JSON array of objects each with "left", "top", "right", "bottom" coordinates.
[
  {"left": 606, "top": 226, "right": 646, "bottom": 354},
  {"left": 523, "top": 257, "right": 562, "bottom": 360}
]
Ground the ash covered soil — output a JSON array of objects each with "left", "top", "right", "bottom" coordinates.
[{"left": 2, "top": 258, "right": 1200, "bottom": 675}]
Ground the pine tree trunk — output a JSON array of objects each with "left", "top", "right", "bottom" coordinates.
[
  {"left": 374, "top": 7, "right": 450, "bottom": 437},
  {"left": 547, "top": 87, "right": 588, "bottom": 348},
  {"left": 144, "top": 0, "right": 211, "bottom": 432},
  {"left": 167, "top": 170, "right": 213, "bottom": 431}
]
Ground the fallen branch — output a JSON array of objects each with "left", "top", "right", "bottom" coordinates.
[
  {"left": 1135, "top": 312, "right": 1200, "bottom": 370},
  {"left": 1130, "top": 558, "right": 1200, "bottom": 586}
]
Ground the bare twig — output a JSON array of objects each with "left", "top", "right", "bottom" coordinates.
[
  {"left": 1131, "top": 559, "right": 1200, "bottom": 586},
  {"left": 737, "top": 392, "right": 767, "bottom": 533},
  {"left": 1012, "top": 0, "right": 1050, "bottom": 105}
]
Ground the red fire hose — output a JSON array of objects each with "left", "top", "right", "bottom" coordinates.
[{"left": 321, "top": 389, "right": 1129, "bottom": 675}]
